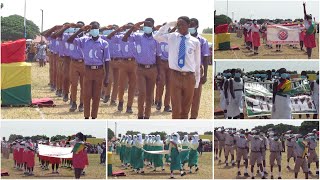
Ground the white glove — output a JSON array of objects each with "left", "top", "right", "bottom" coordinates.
[{"left": 167, "top": 21, "right": 177, "bottom": 27}]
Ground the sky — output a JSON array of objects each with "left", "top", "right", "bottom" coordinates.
[
  {"left": 214, "top": 120, "right": 305, "bottom": 129},
  {"left": 0, "top": 0, "right": 213, "bottom": 33},
  {"left": 107, "top": 121, "right": 213, "bottom": 137},
  {"left": 214, "top": 0, "right": 319, "bottom": 22},
  {"left": 215, "top": 60, "right": 319, "bottom": 74},
  {"left": 0, "top": 121, "right": 106, "bottom": 139}
]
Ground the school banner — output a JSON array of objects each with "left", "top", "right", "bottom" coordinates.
[
  {"left": 244, "top": 81, "right": 317, "bottom": 117},
  {"left": 142, "top": 149, "right": 189, "bottom": 155},
  {"left": 267, "top": 24, "right": 300, "bottom": 44},
  {"left": 38, "top": 144, "right": 73, "bottom": 158}
]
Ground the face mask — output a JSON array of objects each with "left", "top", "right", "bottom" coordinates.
[
  {"left": 188, "top": 27, "right": 196, "bottom": 35},
  {"left": 173, "top": 136, "right": 178, "bottom": 141},
  {"left": 74, "top": 28, "right": 80, "bottom": 32},
  {"left": 297, "top": 138, "right": 303, "bottom": 142},
  {"left": 254, "top": 135, "right": 259, "bottom": 139},
  {"left": 64, "top": 28, "right": 70, "bottom": 34},
  {"left": 226, "top": 73, "right": 232, "bottom": 77},
  {"left": 281, "top": 73, "right": 287, "bottom": 79},
  {"left": 235, "top": 73, "right": 241, "bottom": 78},
  {"left": 301, "top": 75, "right": 306, "bottom": 79},
  {"left": 68, "top": 28, "right": 75, "bottom": 33},
  {"left": 89, "top": 29, "right": 99, "bottom": 37},
  {"left": 222, "top": 73, "right": 226, "bottom": 77},
  {"left": 143, "top": 26, "right": 153, "bottom": 34},
  {"left": 103, "top": 30, "right": 113, "bottom": 36},
  {"left": 272, "top": 72, "right": 275, "bottom": 76},
  {"left": 274, "top": 137, "right": 279, "bottom": 141},
  {"left": 275, "top": 73, "right": 279, "bottom": 77},
  {"left": 75, "top": 137, "right": 80, "bottom": 141},
  {"left": 253, "top": 21, "right": 257, "bottom": 24},
  {"left": 239, "top": 134, "right": 245, "bottom": 137}
]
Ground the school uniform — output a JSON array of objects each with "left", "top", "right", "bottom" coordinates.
[
  {"left": 311, "top": 80, "right": 319, "bottom": 113},
  {"left": 69, "top": 34, "right": 85, "bottom": 107},
  {"left": 293, "top": 141, "right": 308, "bottom": 173},
  {"left": 227, "top": 78, "right": 244, "bottom": 118},
  {"left": 47, "top": 37, "right": 54, "bottom": 87},
  {"left": 26, "top": 142, "right": 35, "bottom": 168},
  {"left": 73, "top": 36, "right": 111, "bottom": 118},
  {"left": 190, "top": 34, "right": 210, "bottom": 119},
  {"left": 305, "top": 137, "right": 318, "bottom": 164},
  {"left": 271, "top": 79, "right": 292, "bottom": 119},
  {"left": 269, "top": 138, "right": 282, "bottom": 166},
  {"left": 216, "top": 131, "right": 226, "bottom": 151},
  {"left": 127, "top": 32, "right": 160, "bottom": 118},
  {"left": 154, "top": 23, "right": 201, "bottom": 119},
  {"left": 61, "top": 33, "right": 72, "bottom": 97},
  {"left": 234, "top": 135, "right": 249, "bottom": 161},
  {"left": 219, "top": 78, "right": 227, "bottom": 115},
  {"left": 188, "top": 137, "right": 199, "bottom": 168},
  {"left": 303, "top": 20, "right": 316, "bottom": 49},
  {"left": 247, "top": 135, "right": 263, "bottom": 166},
  {"left": 55, "top": 39, "right": 64, "bottom": 95},
  {"left": 155, "top": 42, "right": 171, "bottom": 108},
  {"left": 224, "top": 133, "right": 235, "bottom": 157},
  {"left": 250, "top": 24, "right": 261, "bottom": 48},
  {"left": 116, "top": 34, "right": 137, "bottom": 109},
  {"left": 286, "top": 139, "right": 295, "bottom": 159},
  {"left": 102, "top": 35, "right": 121, "bottom": 103}
]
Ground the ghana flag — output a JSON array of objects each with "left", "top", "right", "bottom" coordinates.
[
  {"left": 72, "top": 142, "right": 85, "bottom": 154},
  {"left": 1, "top": 62, "right": 31, "bottom": 105}
]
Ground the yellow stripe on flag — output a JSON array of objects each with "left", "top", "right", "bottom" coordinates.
[{"left": 1, "top": 62, "right": 31, "bottom": 90}]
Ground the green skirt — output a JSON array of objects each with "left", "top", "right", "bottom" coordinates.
[
  {"left": 188, "top": 149, "right": 199, "bottom": 167},
  {"left": 124, "top": 147, "right": 131, "bottom": 164},
  {"left": 170, "top": 147, "right": 182, "bottom": 171},
  {"left": 180, "top": 146, "right": 190, "bottom": 163},
  {"left": 130, "top": 146, "right": 137, "bottom": 168},
  {"left": 135, "top": 147, "right": 144, "bottom": 169},
  {"left": 153, "top": 146, "right": 163, "bottom": 167}
]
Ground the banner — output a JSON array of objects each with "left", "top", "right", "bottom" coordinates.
[
  {"left": 244, "top": 80, "right": 317, "bottom": 117},
  {"left": 142, "top": 149, "right": 189, "bottom": 155},
  {"left": 38, "top": 144, "right": 73, "bottom": 158},
  {"left": 267, "top": 24, "right": 300, "bottom": 44}
]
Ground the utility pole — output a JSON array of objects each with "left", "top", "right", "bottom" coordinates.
[{"left": 40, "top": 9, "right": 43, "bottom": 41}]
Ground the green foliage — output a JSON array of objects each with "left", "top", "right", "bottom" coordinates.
[
  {"left": 202, "top": 27, "right": 213, "bottom": 34},
  {"left": 214, "top": 14, "right": 232, "bottom": 27},
  {"left": 50, "top": 135, "right": 67, "bottom": 142},
  {"left": 1, "top": 14, "right": 40, "bottom": 41},
  {"left": 204, "top": 131, "right": 213, "bottom": 135},
  {"left": 108, "top": 128, "right": 115, "bottom": 141},
  {"left": 8, "top": 134, "right": 24, "bottom": 142},
  {"left": 299, "top": 121, "right": 319, "bottom": 135}
]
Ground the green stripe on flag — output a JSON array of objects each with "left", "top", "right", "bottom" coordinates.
[{"left": 1, "top": 84, "right": 31, "bottom": 106}]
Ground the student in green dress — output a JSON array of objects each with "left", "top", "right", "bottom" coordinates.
[
  {"left": 168, "top": 133, "right": 186, "bottom": 179},
  {"left": 130, "top": 135, "right": 137, "bottom": 171},
  {"left": 180, "top": 135, "right": 190, "bottom": 170},
  {"left": 153, "top": 135, "right": 165, "bottom": 171},
  {"left": 143, "top": 135, "right": 150, "bottom": 166},
  {"left": 136, "top": 134, "right": 145, "bottom": 174},
  {"left": 188, "top": 134, "right": 200, "bottom": 173},
  {"left": 149, "top": 135, "right": 156, "bottom": 168},
  {"left": 164, "top": 135, "right": 171, "bottom": 165},
  {"left": 125, "top": 135, "right": 132, "bottom": 169},
  {"left": 120, "top": 135, "right": 127, "bottom": 167}
]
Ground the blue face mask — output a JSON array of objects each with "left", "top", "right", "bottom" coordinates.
[
  {"left": 281, "top": 73, "right": 287, "bottom": 79},
  {"left": 188, "top": 27, "right": 196, "bottom": 34},
  {"left": 275, "top": 73, "right": 279, "bottom": 77},
  {"left": 68, "top": 28, "right": 75, "bottom": 33},
  {"left": 235, "top": 73, "right": 241, "bottom": 77},
  {"left": 143, "top": 26, "right": 153, "bottom": 34},
  {"left": 64, "top": 28, "right": 70, "bottom": 34},
  {"left": 301, "top": 75, "right": 306, "bottom": 79},
  {"left": 74, "top": 28, "right": 80, "bottom": 32},
  {"left": 226, "top": 73, "right": 232, "bottom": 77},
  {"left": 89, "top": 29, "right": 100, "bottom": 37},
  {"left": 272, "top": 72, "right": 275, "bottom": 76},
  {"left": 222, "top": 73, "right": 226, "bottom": 77},
  {"left": 103, "top": 30, "right": 113, "bottom": 36}
]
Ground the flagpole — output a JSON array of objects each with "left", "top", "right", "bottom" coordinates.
[{"left": 24, "top": 0, "right": 27, "bottom": 38}]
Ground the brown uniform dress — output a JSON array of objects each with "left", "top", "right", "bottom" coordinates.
[
  {"left": 269, "top": 138, "right": 282, "bottom": 166},
  {"left": 190, "top": 66, "right": 204, "bottom": 118},
  {"left": 235, "top": 135, "right": 249, "bottom": 161},
  {"left": 117, "top": 58, "right": 137, "bottom": 107},
  {"left": 105, "top": 58, "right": 120, "bottom": 102},
  {"left": 56, "top": 55, "right": 64, "bottom": 93},
  {"left": 62, "top": 56, "right": 71, "bottom": 95},
  {"left": 286, "top": 139, "right": 295, "bottom": 159},
  {"left": 69, "top": 58, "right": 85, "bottom": 104},
  {"left": 293, "top": 141, "right": 308, "bottom": 173},
  {"left": 248, "top": 135, "right": 263, "bottom": 165},
  {"left": 306, "top": 138, "right": 318, "bottom": 163},
  {"left": 225, "top": 133, "right": 235, "bottom": 156},
  {"left": 155, "top": 59, "right": 171, "bottom": 107}
]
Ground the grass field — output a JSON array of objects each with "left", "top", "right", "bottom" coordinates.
[
  {"left": 1, "top": 154, "right": 105, "bottom": 179},
  {"left": 214, "top": 146, "right": 319, "bottom": 179},
  {"left": 1, "top": 63, "right": 213, "bottom": 119},
  {"left": 214, "top": 33, "right": 319, "bottom": 59},
  {"left": 109, "top": 152, "right": 212, "bottom": 179}
]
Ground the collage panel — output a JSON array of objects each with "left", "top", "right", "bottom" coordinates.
[
  {"left": 214, "top": 0, "right": 319, "bottom": 59},
  {"left": 214, "top": 60, "right": 319, "bottom": 119},
  {"left": 1, "top": 0, "right": 213, "bottom": 120},
  {"left": 214, "top": 120, "right": 319, "bottom": 179},
  {"left": 107, "top": 120, "right": 213, "bottom": 179},
  {"left": 0, "top": 120, "right": 106, "bottom": 179}
]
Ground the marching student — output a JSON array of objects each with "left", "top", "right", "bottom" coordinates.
[
  {"left": 305, "top": 133, "right": 319, "bottom": 175},
  {"left": 67, "top": 21, "right": 111, "bottom": 119},
  {"left": 247, "top": 131, "right": 266, "bottom": 179},
  {"left": 122, "top": 18, "right": 161, "bottom": 119},
  {"left": 168, "top": 133, "right": 186, "bottom": 179},
  {"left": 180, "top": 135, "right": 190, "bottom": 169},
  {"left": 310, "top": 71, "right": 319, "bottom": 119},
  {"left": 68, "top": 21, "right": 86, "bottom": 112},
  {"left": 215, "top": 128, "right": 226, "bottom": 163},
  {"left": 250, "top": 20, "right": 261, "bottom": 55},
  {"left": 285, "top": 135, "right": 296, "bottom": 170},
  {"left": 25, "top": 138, "right": 35, "bottom": 176},
  {"left": 188, "top": 135, "right": 200, "bottom": 173},
  {"left": 271, "top": 68, "right": 292, "bottom": 119},
  {"left": 293, "top": 135, "right": 308, "bottom": 179},
  {"left": 299, "top": 20, "right": 306, "bottom": 51},
  {"left": 135, "top": 134, "right": 145, "bottom": 174},
  {"left": 189, "top": 18, "right": 210, "bottom": 119},
  {"left": 303, "top": 2, "right": 317, "bottom": 59},
  {"left": 154, "top": 16, "right": 201, "bottom": 119},
  {"left": 268, "top": 133, "right": 282, "bottom": 179},
  {"left": 234, "top": 130, "right": 249, "bottom": 177},
  {"left": 224, "top": 129, "right": 235, "bottom": 167},
  {"left": 153, "top": 135, "right": 165, "bottom": 171},
  {"left": 72, "top": 132, "right": 88, "bottom": 179},
  {"left": 164, "top": 135, "right": 171, "bottom": 165},
  {"left": 214, "top": 128, "right": 219, "bottom": 160}
]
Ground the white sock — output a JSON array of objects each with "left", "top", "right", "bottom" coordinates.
[
  {"left": 308, "top": 168, "right": 310, "bottom": 172},
  {"left": 263, "top": 167, "right": 266, "bottom": 171},
  {"left": 270, "top": 171, "right": 273, "bottom": 176},
  {"left": 261, "top": 171, "right": 264, "bottom": 177},
  {"left": 278, "top": 171, "right": 281, "bottom": 177},
  {"left": 238, "top": 168, "right": 240, "bottom": 172},
  {"left": 244, "top": 168, "right": 248, "bottom": 173},
  {"left": 317, "top": 168, "right": 319, "bottom": 171}
]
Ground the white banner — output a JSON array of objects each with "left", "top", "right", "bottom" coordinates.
[
  {"left": 267, "top": 24, "right": 300, "bottom": 44},
  {"left": 142, "top": 149, "right": 189, "bottom": 155},
  {"left": 38, "top": 144, "right": 73, "bottom": 158}
]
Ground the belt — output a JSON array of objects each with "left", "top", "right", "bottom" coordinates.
[
  {"left": 138, "top": 64, "right": 155, "bottom": 69},
  {"left": 161, "top": 59, "right": 168, "bottom": 62},
  {"left": 71, "top": 58, "right": 83, "bottom": 62},
  {"left": 123, "top": 57, "right": 135, "bottom": 61},
  {"left": 85, "top": 65, "right": 104, "bottom": 70},
  {"left": 172, "top": 69, "right": 194, "bottom": 76},
  {"left": 112, "top": 58, "right": 121, "bottom": 61},
  {"left": 237, "top": 147, "right": 247, "bottom": 149}
]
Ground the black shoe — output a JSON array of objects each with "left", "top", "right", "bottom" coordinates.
[
  {"left": 103, "top": 95, "right": 110, "bottom": 103},
  {"left": 144, "top": 117, "right": 149, "bottom": 119},
  {"left": 78, "top": 103, "right": 84, "bottom": 112},
  {"left": 156, "top": 102, "right": 162, "bottom": 110},
  {"left": 195, "top": 167, "right": 199, "bottom": 172},
  {"left": 118, "top": 102, "right": 124, "bottom": 111},
  {"left": 251, "top": 177, "right": 255, "bottom": 179},
  {"left": 262, "top": 176, "right": 266, "bottom": 179},
  {"left": 316, "top": 170, "right": 319, "bottom": 175},
  {"left": 63, "top": 94, "right": 69, "bottom": 102},
  {"left": 271, "top": 175, "right": 274, "bottom": 179},
  {"left": 181, "top": 172, "right": 186, "bottom": 176},
  {"left": 225, "top": 163, "right": 228, "bottom": 167},
  {"left": 138, "top": 116, "right": 144, "bottom": 119},
  {"left": 278, "top": 177, "right": 281, "bottom": 179},
  {"left": 237, "top": 171, "right": 241, "bottom": 176},
  {"left": 69, "top": 102, "right": 77, "bottom": 112},
  {"left": 140, "top": 171, "right": 144, "bottom": 174},
  {"left": 110, "top": 100, "right": 117, "bottom": 106},
  {"left": 164, "top": 106, "right": 172, "bottom": 112},
  {"left": 232, "top": 163, "right": 235, "bottom": 166},
  {"left": 126, "top": 107, "right": 133, "bottom": 114},
  {"left": 257, "top": 170, "right": 259, "bottom": 174},
  {"left": 244, "top": 173, "right": 249, "bottom": 177},
  {"left": 308, "top": 171, "right": 312, "bottom": 175}
]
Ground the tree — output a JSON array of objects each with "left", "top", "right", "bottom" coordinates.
[
  {"left": 148, "top": 131, "right": 167, "bottom": 140},
  {"left": 177, "top": 131, "right": 188, "bottom": 139},
  {"left": 204, "top": 131, "right": 213, "bottom": 135},
  {"left": 50, "top": 135, "right": 67, "bottom": 142},
  {"left": 1, "top": 14, "right": 40, "bottom": 41},
  {"left": 8, "top": 134, "right": 24, "bottom": 142},
  {"left": 300, "top": 121, "right": 319, "bottom": 135},
  {"left": 125, "top": 130, "right": 140, "bottom": 136},
  {"left": 108, "top": 128, "right": 115, "bottom": 141},
  {"left": 202, "top": 27, "right": 212, "bottom": 34}
]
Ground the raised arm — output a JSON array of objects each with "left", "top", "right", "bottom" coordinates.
[
  {"left": 67, "top": 25, "right": 91, "bottom": 43},
  {"left": 42, "top": 25, "right": 63, "bottom": 37},
  {"left": 303, "top": 2, "right": 307, "bottom": 19},
  {"left": 154, "top": 21, "right": 176, "bottom": 43},
  {"left": 122, "top": 21, "right": 145, "bottom": 42}
]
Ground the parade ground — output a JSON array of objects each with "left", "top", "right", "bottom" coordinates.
[{"left": 1, "top": 63, "right": 213, "bottom": 119}]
